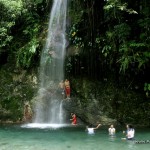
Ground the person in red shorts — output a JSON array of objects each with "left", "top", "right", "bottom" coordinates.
[
  {"left": 70, "top": 113, "right": 77, "bottom": 125},
  {"left": 64, "top": 79, "right": 70, "bottom": 99}
]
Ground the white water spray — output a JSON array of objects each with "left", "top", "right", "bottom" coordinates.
[{"left": 33, "top": 0, "right": 68, "bottom": 124}]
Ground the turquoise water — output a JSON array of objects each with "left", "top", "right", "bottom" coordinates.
[{"left": 0, "top": 124, "right": 149, "bottom": 150}]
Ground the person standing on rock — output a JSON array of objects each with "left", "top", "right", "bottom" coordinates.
[
  {"left": 58, "top": 80, "right": 65, "bottom": 99},
  {"left": 70, "top": 113, "right": 77, "bottom": 125},
  {"left": 23, "top": 104, "right": 32, "bottom": 123},
  {"left": 64, "top": 79, "right": 70, "bottom": 99}
]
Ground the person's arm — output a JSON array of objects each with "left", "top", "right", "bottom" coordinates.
[
  {"left": 114, "top": 128, "right": 116, "bottom": 133},
  {"left": 94, "top": 124, "right": 101, "bottom": 129},
  {"left": 70, "top": 116, "right": 73, "bottom": 121},
  {"left": 70, "top": 114, "right": 75, "bottom": 120}
]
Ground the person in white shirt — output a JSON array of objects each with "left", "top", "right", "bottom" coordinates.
[
  {"left": 126, "top": 124, "right": 135, "bottom": 140},
  {"left": 86, "top": 123, "right": 101, "bottom": 134},
  {"left": 122, "top": 124, "right": 135, "bottom": 140},
  {"left": 108, "top": 124, "right": 116, "bottom": 136}
]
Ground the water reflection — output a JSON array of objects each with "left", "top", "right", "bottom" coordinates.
[{"left": 108, "top": 134, "right": 116, "bottom": 142}]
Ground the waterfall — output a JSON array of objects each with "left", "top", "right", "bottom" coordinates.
[{"left": 33, "top": 0, "right": 68, "bottom": 124}]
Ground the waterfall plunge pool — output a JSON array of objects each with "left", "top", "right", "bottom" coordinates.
[{"left": 0, "top": 124, "right": 149, "bottom": 150}]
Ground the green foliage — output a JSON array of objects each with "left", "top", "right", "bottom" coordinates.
[
  {"left": 102, "top": 0, "right": 149, "bottom": 76},
  {"left": 0, "top": 0, "right": 23, "bottom": 49},
  {"left": 16, "top": 37, "right": 39, "bottom": 68},
  {"left": 15, "top": 18, "right": 41, "bottom": 68},
  {"left": 69, "top": 7, "right": 84, "bottom": 25},
  {"left": 0, "top": 0, "right": 149, "bottom": 124},
  {"left": 104, "top": 0, "right": 138, "bottom": 16},
  {"left": 102, "top": 23, "right": 131, "bottom": 72},
  {"left": 118, "top": 55, "right": 131, "bottom": 73},
  {"left": 138, "top": 10, "right": 150, "bottom": 43},
  {"left": 0, "top": 0, "right": 45, "bottom": 68},
  {"left": 102, "top": 45, "right": 112, "bottom": 57},
  {"left": 68, "top": 24, "right": 84, "bottom": 48},
  {"left": 144, "top": 83, "right": 150, "bottom": 97},
  {"left": 0, "top": 67, "right": 21, "bottom": 121},
  {"left": 0, "top": 66, "right": 36, "bottom": 121},
  {"left": 114, "top": 23, "right": 131, "bottom": 42},
  {"left": 118, "top": 41, "right": 150, "bottom": 73},
  {"left": 65, "top": 57, "right": 72, "bottom": 74}
]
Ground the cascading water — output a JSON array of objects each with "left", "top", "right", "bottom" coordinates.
[{"left": 33, "top": 0, "right": 68, "bottom": 124}]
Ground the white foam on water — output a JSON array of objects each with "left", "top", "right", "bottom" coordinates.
[{"left": 21, "top": 123, "right": 70, "bottom": 129}]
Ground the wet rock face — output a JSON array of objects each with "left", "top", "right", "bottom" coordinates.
[
  {"left": 0, "top": 67, "right": 38, "bottom": 122},
  {"left": 63, "top": 78, "right": 150, "bottom": 126},
  {"left": 0, "top": 67, "right": 149, "bottom": 126},
  {"left": 63, "top": 98, "right": 117, "bottom": 125}
]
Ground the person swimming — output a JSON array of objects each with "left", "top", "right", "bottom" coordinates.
[{"left": 86, "top": 124, "right": 101, "bottom": 134}]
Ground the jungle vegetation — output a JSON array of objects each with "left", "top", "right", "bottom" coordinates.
[{"left": 0, "top": 0, "right": 149, "bottom": 124}]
